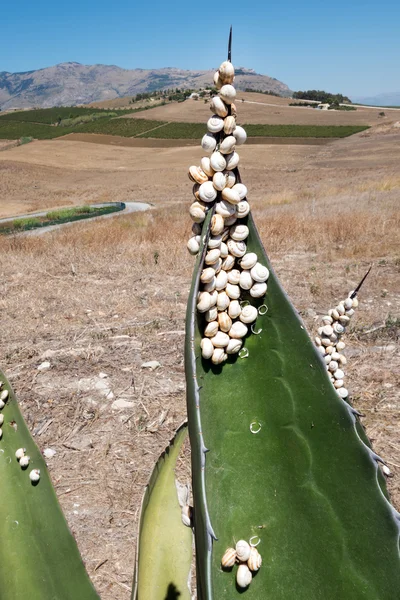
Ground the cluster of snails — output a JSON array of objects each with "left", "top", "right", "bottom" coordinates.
[
  {"left": 0, "top": 381, "right": 40, "bottom": 484},
  {"left": 187, "top": 60, "right": 269, "bottom": 364},
  {"left": 221, "top": 539, "right": 262, "bottom": 589},
  {"left": 315, "top": 293, "right": 359, "bottom": 399}
]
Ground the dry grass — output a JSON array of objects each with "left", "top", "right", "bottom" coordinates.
[{"left": 0, "top": 125, "right": 399, "bottom": 599}]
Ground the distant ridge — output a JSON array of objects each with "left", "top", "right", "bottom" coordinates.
[
  {"left": 0, "top": 63, "right": 292, "bottom": 109},
  {"left": 352, "top": 92, "right": 400, "bottom": 106}
]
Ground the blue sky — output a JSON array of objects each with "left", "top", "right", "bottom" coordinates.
[{"left": 1, "top": 0, "right": 399, "bottom": 98}]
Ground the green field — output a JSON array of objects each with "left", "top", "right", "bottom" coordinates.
[
  {"left": 243, "top": 124, "right": 369, "bottom": 137},
  {"left": 0, "top": 106, "right": 134, "bottom": 124}
]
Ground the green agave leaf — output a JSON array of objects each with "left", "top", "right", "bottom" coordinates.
[
  {"left": 133, "top": 423, "right": 192, "bottom": 600},
  {"left": 185, "top": 210, "right": 400, "bottom": 599},
  {"left": 0, "top": 370, "right": 99, "bottom": 600}
]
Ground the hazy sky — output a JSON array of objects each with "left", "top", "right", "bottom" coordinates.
[{"left": 1, "top": 0, "right": 399, "bottom": 98}]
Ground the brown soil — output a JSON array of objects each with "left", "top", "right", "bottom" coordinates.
[{"left": 0, "top": 123, "right": 399, "bottom": 599}]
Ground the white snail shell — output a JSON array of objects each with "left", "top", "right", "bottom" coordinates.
[
  {"left": 218, "top": 312, "right": 232, "bottom": 333},
  {"left": 201, "top": 267, "right": 216, "bottom": 283},
  {"left": 213, "top": 71, "right": 223, "bottom": 89},
  {"left": 221, "top": 187, "right": 241, "bottom": 205},
  {"left": 334, "top": 379, "right": 344, "bottom": 388},
  {"left": 210, "top": 96, "right": 228, "bottom": 118},
  {"left": 208, "top": 235, "right": 222, "bottom": 249},
  {"left": 210, "top": 151, "right": 227, "bottom": 172},
  {"left": 225, "top": 151, "right": 240, "bottom": 171},
  {"left": 200, "top": 156, "right": 214, "bottom": 177},
  {"left": 250, "top": 263, "right": 270, "bottom": 283},
  {"left": 20, "top": 455, "right": 30, "bottom": 468},
  {"left": 217, "top": 291, "right": 230, "bottom": 311},
  {"left": 237, "top": 564, "right": 252, "bottom": 588},
  {"left": 226, "top": 338, "right": 242, "bottom": 354},
  {"left": 239, "top": 270, "right": 254, "bottom": 291},
  {"left": 337, "top": 387, "right": 349, "bottom": 398},
  {"left": 197, "top": 292, "right": 212, "bottom": 313},
  {"left": 221, "top": 547, "right": 237, "bottom": 568},
  {"left": 215, "top": 199, "right": 236, "bottom": 218},
  {"left": 188, "top": 165, "right": 208, "bottom": 184},
  {"left": 333, "top": 323, "right": 345, "bottom": 335},
  {"left": 344, "top": 297, "right": 353, "bottom": 309},
  {"left": 230, "top": 224, "right": 249, "bottom": 241},
  {"left": 223, "top": 115, "right": 236, "bottom": 135},
  {"left": 201, "top": 338, "right": 214, "bottom": 359},
  {"left": 250, "top": 282, "right": 267, "bottom": 298},
  {"left": 203, "top": 278, "right": 216, "bottom": 293},
  {"left": 247, "top": 547, "right": 262, "bottom": 571},
  {"left": 205, "top": 307, "right": 218, "bottom": 322},
  {"left": 221, "top": 255, "right": 235, "bottom": 271},
  {"left": 240, "top": 304, "right": 258, "bottom": 323},
  {"left": 211, "top": 331, "right": 230, "bottom": 348},
  {"left": 211, "top": 214, "right": 225, "bottom": 235},
  {"left": 0, "top": 389, "right": 9, "bottom": 401},
  {"left": 205, "top": 248, "right": 221, "bottom": 265},
  {"left": 199, "top": 181, "right": 217, "bottom": 203},
  {"left": 236, "top": 201, "right": 250, "bottom": 218},
  {"left": 15, "top": 448, "right": 26, "bottom": 460},
  {"left": 232, "top": 183, "right": 248, "bottom": 200},
  {"left": 236, "top": 540, "right": 251, "bottom": 561},
  {"left": 213, "top": 171, "right": 227, "bottom": 191},
  {"left": 336, "top": 340, "right": 346, "bottom": 351},
  {"left": 233, "top": 126, "right": 247, "bottom": 145},
  {"left": 227, "top": 239, "right": 247, "bottom": 257},
  {"left": 224, "top": 170, "right": 236, "bottom": 188},
  {"left": 219, "top": 135, "right": 236, "bottom": 155},
  {"left": 211, "top": 348, "right": 227, "bottom": 365},
  {"left": 219, "top": 84, "right": 236, "bottom": 104},
  {"left": 201, "top": 133, "right": 217, "bottom": 153},
  {"left": 221, "top": 227, "right": 230, "bottom": 241},
  {"left": 226, "top": 283, "right": 240, "bottom": 300},
  {"left": 215, "top": 270, "right": 228, "bottom": 290},
  {"left": 228, "top": 300, "right": 242, "bottom": 319},
  {"left": 336, "top": 303, "right": 345, "bottom": 315},
  {"left": 229, "top": 321, "right": 248, "bottom": 339},
  {"left": 29, "top": 469, "right": 40, "bottom": 483},
  {"left": 227, "top": 269, "right": 240, "bottom": 285},
  {"left": 189, "top": 204, "right": 205, "bottom": 223},
  {"left": 334, "top": 368, "right": 345, "bottom": 380},
  {"left": 239, "top": 253, "right": 258, "bottom": 270},
  {"left": 351, "top": 297, "right": 359, "bottom": 308},
  {"left": 187, "top": 237, "right": 200, "bottom": 255},
  {"left": 224, "top": 215, "right": 237, "bottom": 227},
  {"left": 207, "top": 115, "right": 224, "bottom": 133},
  {"left": 204, "top": 321, "right": 219, "bottom": 338},
  {"left": 0, "top": 415, "right": 4, "bottom": 425},
  {"left": 218, "top": 61, "right": 235, "bottom": 84}
]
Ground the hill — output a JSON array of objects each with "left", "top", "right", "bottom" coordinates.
[
  {"left": 352, "top": 92, "right": 400, "bottom": 107},
  {"left": 0, "top": 63, "right": 292, "bottom": 110}
]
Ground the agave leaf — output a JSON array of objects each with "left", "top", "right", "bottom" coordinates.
[
  {"left": 185, "top": 211, "right": 400, "bottom": 599},
  {"left": 133, "top": 423, "right": 192, "bottom": 600},
  {"left": 0, "top": 370, "right": 99, "bottom": 600}
]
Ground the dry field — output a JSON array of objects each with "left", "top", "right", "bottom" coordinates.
[
  {"left": 0, "top": 123, "right": 399, "bottom": 599},
  {"left": 126, "top": 91, "right": 400, "bottom": 126}
]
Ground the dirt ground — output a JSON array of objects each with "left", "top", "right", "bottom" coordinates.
[
  {"left": 0, "top": 123, "right": 399, "bottom": 599},
  {"left": 124, "top": 91, "right": 400, "bottom": 126}
]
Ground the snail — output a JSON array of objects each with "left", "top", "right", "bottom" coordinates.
[
  {"left": 224, "top": 115, "right": 236, "bottom": 135},
  {"left": 207, "top": 115, "right": 224, "bottom": 133},
  {"left": 221, "top": 187, "right": 241, "bottom": 205},
  {"left": 225, "top": 151, "right": 240, "bottom": 170},
  {"left": 218, "top": 61, "right": 235, "bottom": 84},
  {"left": 15, "top": 448, "right": 26, "bottom": 460},
  {"left": 229, "top": 322, "right": 248, "bottom": 339},
  {"left": 221, "top": 547, "right": 237, "bottom": 568},
  {"left": 236, "top": 540, "right": 251, "bottom": 562},
  {"left": 210, "top": 151, "right": 227, "bottom": 172},
  {"left": 247, "top": 547, "right": 262, "bottom": 571},
  {"left": 213, "top": 171, "right": 227, "bottom": 191},
  {"left": 236, "top": 200, "right": 250, "bottom": 218},
  {"left": 211, "top": 348, "right": 228, "bottom": 365},
  {"left": 210, "top": 96, "right": 228, "bottom": 118},
  {"left": 201, "top": 338, "right": 214, "bottom": 359},
  {"left": 233, "top": 125, "right": 247, "bottom": 145},
  {"left": 200, "top": 156, "right": 214, "bottom": 177},
  {"left": 219, "top": 135, "right": 236, "bottom": 154},
  {"left": 236, "top": 564, "right": 252, "bottom": 588},
  {"left": 230, "top": 224, "right": 249, "bottom": 241},
  {"left": 239, "top": 271, "right": 254, "bottom": 291},
  {"left": 199, "top": 181, "right": 217, "bottom": 203},
  {"left": 19, "top": 456, "right": 30, "bottom": 468},
  {"left": 201, "top": 132, "right": 217, "bottom": 153},
  {"left": 29, "top": 469, "right": 40, "bottom": 483},
  {"left": 219, "top": 84, "right": 236, "bottom": 104}
]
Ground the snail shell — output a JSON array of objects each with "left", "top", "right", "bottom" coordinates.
[
  {"left": 334, "top": 368, "right": 345, "bottom": 380},
  {"left": 209, "top": 289, "right": 218, "bottom": 307},
  {"left": 346, "top": 308, "right": 355, "bottom": 317},
  {"left": 240, "top": 304, "right": 258, "bottom": 323},
  {"left": 210, "top": 96, "right": 228, "bottom": 118},
  {"left": 211, "top": 258, "right": 223, "bottom": 274},
  {"left": 338, "top": 354, "right": 347, "bottom": 365},
  {"left": 211, "top": 348, "right": 227, "bottom": 365},
  {"left": 325, "top": 345, "right": 334, "bottom": 354},
  {"left": 188, "top": 165, "right": 208, "bottom": 184},
  {"left": 250, "top": 263, "right": 270, "bottom": 283},
  {"left": 248, "top": 547, "right": 262, "bottom": 572},
  {"left": 236, "top": 201, "right": 250, "bottom": 218},
  {"left": 315, "top": 336, "right": 322, "bottom": 346},
  {"left": 339, "top": 315, "right": 350, "bottom": 325},
  {"left": 189, "top": 204, "right": 205, "bottom": 223},
  {"left": 229, "top": 321, "right": 248, "bottom": 339},
  {"left": 328, "top": 360, "right": 338, "bottom": 372},
  {"left": 221, "top": 255, "right": 235, "bottom": 271},
  {"left": 331, "top": 351, "right": 341, "bottom": 361},
  {"left": 201, "top": 267, "right": 216, "bottom": 283},
  {"left": 197, "top": 292, "right": 212, "bottom": 313},
  {"left": 201, "top": 338, "right": 214, "bottom": 359},
  {"left": 336, "top": 303, "right": 345, "bottom": 316},
  {"left": 0, "top": 389, "right": 9, "bottom": 401},
  {"left": 200, "top": 156, "right": 214, "bottom": 177},
  {"left": 215, "top": 270, "right": 228, "bottom": 290},
  {"left": 324, "top": 354, "right": 332, "bottom": 365},
  {"left": 236, "top": 540, "right": 251, "bottom": 561},
  {"left": 29, "top": 469, "right": 41, "bottom": 482},
  {"left": 205, "top": 248, "right": 221, "bottom": 265},
  {"left": 336, "top": 340, "right": 346, "bottom": 351},
  {"left": 192, "top": 183, "right": 201, "bottom": 200},
  {"left": 227, "top": 269, "right": 241, "bottom": 285},
  {"left": 317, "top": 345, "right": 326, "bottom": 356},
  {"left": 239, "top": 270, "right": 254, "bottom": 291},
  {"left": 224, "top": 215, "right": 237, "bottom": 227},
  {"left": 203, "top": 278, "right": 216, "bottom": 293},
  {"left": 201, "top": 133, "right": 217, "bottom": 153},
  {"left": 224, "top": 170, "right": 236, "bottom": 188},
  {"left": 219, "top": 84, "right": 236, "bottom": 104},
  {"left": 221, "top": 227, "right": 230, "bottom": 241},
  {"left": 208, "top": 235, "right": 222, "bottom": 249},
  {"left": 228, "top": 300, "right": 242, "bottom": 319},
  {"left": 219, "top": 135, "right": 236, "bottom": 155},
  {"left": 333, "top": 323, "right": 345, "bottom": 335},
  {"left": 230, "top": 224, "right": 249, "bottom": 241},
  {"left": 351, "top": 297, "right": 359, "bottom": 308},
  {"left": 232, "top": 183, "right": 248, "bottom": 200},
  {"left": 215, "top": 199, "right": 236, "bottom": 218},
  {"left": 330, "top": 309, "right": 340, "bottom": 320},
  {"left": 213, "top": 171, "right": 227, "bottom": 191},
  {"left": 211, "top": 214, "right": 225, "bottom": 235},
  {"left": 225, "top": 151, "right": 240, "bottom": 171},
  {"left": 218, "top": 312, "right": 232, "bottom": 333},
  {"left": 224, "top": 115, "right": 236, "bottom": 135},
  {"left": 199, "top": 181, "right": 217, "bottom": 203},
  {"left": 334, "top": 379, "right": 344, "bottom": 389},
  {"left": 205, "top": 307, "right": 218, "bottom": 322},
  {"left": 218, "top": 61, "right": 235, "bottom": 84},
  {"left": 217, "top": 291, "right": 230, "bottom": 311},
  {"left": 19, "top": 455, "right": 30, "bottom": 468},
  {"left": 250, "top": 282, "right": 267, "bottom": 298},
  {"left": 211, "top": 331, "right": 230, "bottom": 348},
  {"left": 213, "top": 71, "right": 223, "bottom": 89},
  {"left": 15, "top": 448, "right": 26, "bottom": 460},
  {"left": 344, "top": 297, "right": 353, "bottom": 310},
  {"left": 236, "top": 564, "right": 252, "bottom": 589},
  {"left": 233, "top": 126, "right": 247, "bottom": 145},
  {"left": 192, "top": 222, "right": 202, "bottom": 235},
  {"left": 321, "top": 337, "right": 332, "bottom": 347},
  {"left": 0, "top": 415, "right": 4, "bottom": 425},
  {"left": 187, "top": 236, "right": 200, "bottom": 255},
  {"left": 226, "top": 283, "right": 240, "bottom": 300},
  {"left": 207, "top": 115, "right": 224, "bottom": 133},
  {"left": 230, "top": 102, "right": 237, "bottom": 117},
  {"left": 221, "top": 187, "right": 241, "bottom": 205},
  {"left": 221, "top": 547, "right": 237, "bottom": 568},
  {"left": 227, "top": 239, "right": 247, "bottom": 257},
  {"left": 239, "top": 252, "right": 258, "bottom": 270},
  {"left": 210, "top": 151, "right": 227, "bottom": 172},
  {"left": 321, "top": 325, "right": 333, "bottom": 337},
  {"left": 226, "top": 338, "right": 242, "bottom": 354},
  {"left": 337, "top": 387, "right": 349, "bottom": 398}
]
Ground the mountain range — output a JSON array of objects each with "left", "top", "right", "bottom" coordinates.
[
  {"left": 0, "top": 62, "right": 292, "bottom": 110},
  {"left": 352, "top": 92, "right": 400, "bottom": 106}
]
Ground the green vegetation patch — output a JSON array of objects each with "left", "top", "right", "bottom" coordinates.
[
  {"left": 138, "top": 122, "right": 206, "bottom": 139},
  {"left": 0, "top": 204, "right": 123, "bottom": 234},
  {"left": 243, "top": 124, "right": 369, "bottom": 138},
  {"left": 77, "top": 118, "right": 165, "bottom": 137},
  {"left": 0, "top": 106, "right": 134, "bottom": 124},
  {"left": 0, "top": 120, "right": 67, "bottom": 139}
]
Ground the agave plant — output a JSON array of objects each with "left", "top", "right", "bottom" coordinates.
[{"left": 2, "top": 34, "right": 400, "bottom": 600}]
